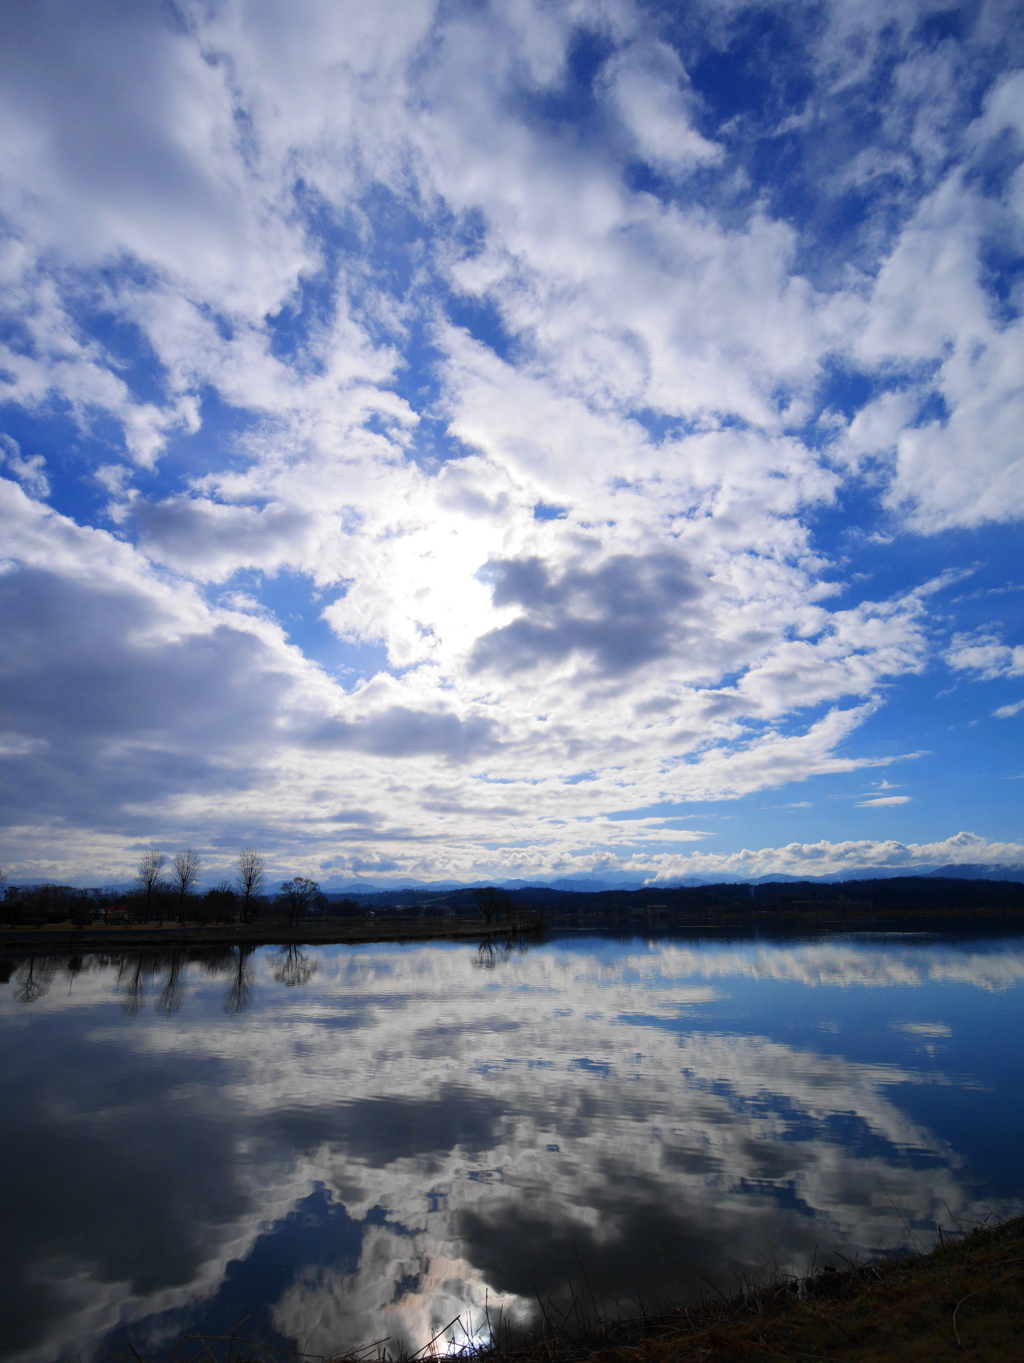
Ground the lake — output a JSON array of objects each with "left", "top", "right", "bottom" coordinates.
[{"left": 2, "top": 926, "right": 1023, "bottom": 1363}]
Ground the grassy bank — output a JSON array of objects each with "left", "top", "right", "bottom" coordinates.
[
  {"left": 111, "top": 1216, "right": 1024, "bottom": 1363},
  {"left": 0, "top": 917, "right": 515, "bottom": 952},
  {"left": 473, "top": 1214, "right": 1024, "bottom": 1363}
]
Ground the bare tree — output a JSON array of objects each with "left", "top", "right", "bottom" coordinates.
[
  {"left": 136, "top": 851, "right": 166, "bottom": 923},
  {"left": 170, "top": 848, "right": 202, "bottom": 923},
  {"left": 235, "top": 849, "right": 266, "bottom": 923},
  {"left": 473, "top": 885, "right": 512, "bottom": 927},
  {"left": 279, "top": 876, "right": 320, "bottom": 926}
]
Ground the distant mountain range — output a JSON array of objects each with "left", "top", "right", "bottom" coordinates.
[
  {"left": 321, "top": 863, "right": 1024, "bottom": 894},
  {"left": 741, "top": 863, "right": 1024, "bottom": 886},
  {"left": 17, "top": 862, "right": 1024, "bottom": 896}
]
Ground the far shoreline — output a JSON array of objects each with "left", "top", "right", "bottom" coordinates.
[{"left": 4, "top": 898, "right": 1024, "bottom": 954}]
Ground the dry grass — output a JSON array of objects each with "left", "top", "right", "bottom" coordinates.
[
  {"left": 106, "top": 1216, "right": 1024, "bottom": 1363},
  {"left": 467, "top": 1215, "right": 1024, "bottom": 1363}
]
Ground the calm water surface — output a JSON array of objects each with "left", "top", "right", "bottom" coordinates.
[{"left": 2, "top": 928, "right": 1023, "bottom": 1362}]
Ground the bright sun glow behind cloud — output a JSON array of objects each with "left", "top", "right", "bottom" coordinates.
[{"left": 0, "top": 0, "right": 1022, "bottom": 886}]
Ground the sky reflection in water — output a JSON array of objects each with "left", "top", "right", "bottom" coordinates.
[{"left": 1, "top": 929, "right": 1023, "bottom": 1363}]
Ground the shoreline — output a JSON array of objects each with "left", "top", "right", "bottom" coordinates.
[
  {"left": 3, "top": 902, "right": 1024, "bottom": 954},
  {"left": 0, "top": 918, "right": 509, "bottom": 952},
  {"left": 121, "top": 1215, "right": 1024, "bottom": 1362},
  {"left": 467, "top": 1213, "right": 1024, "bottom": 1363}
]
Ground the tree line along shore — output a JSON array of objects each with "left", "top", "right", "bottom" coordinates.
[
  {"left": 2, "top": 856, "right": 1024, "bottom": 947},
  {"left": 0, "top": 849, "right": 536, "bottom": 935}
]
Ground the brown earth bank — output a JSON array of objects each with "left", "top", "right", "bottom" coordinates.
[
  {"left": 0, "top": 917, "right": 515, "bottom": 952},
  {"left": 465, "top": 1214, "right": 1024, "bottom": 1363}
]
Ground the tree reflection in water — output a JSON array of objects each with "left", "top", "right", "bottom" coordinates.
[
  {"left": 118, "top": 952, "right": 147, "bottom": 1016},
  {"left": 476, "top": 929, "right": 544, "bottom": 970},
  {"left": 0, "top": 943, "right": 326, "bottom": 1015},
  {"left": 14, "top": 955, "right": 55, "bottom": 1004},
  {"left": 224, "top": 945, "right": 255, "bottom": 1015},
  {"left": 272, "top": 945, "right": 317, "bottom": 988},
  {"left": 156, "top": 951, "right": 185, "bottom": 1017}
]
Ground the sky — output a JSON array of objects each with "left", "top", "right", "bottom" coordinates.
[{"left": 0, "top": 0, "right": 1023, "bottom": 888}]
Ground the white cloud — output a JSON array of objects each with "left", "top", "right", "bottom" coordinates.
[
  {"left": 0, "top": 436, "right": 49, "bottom": 497},
  {"left": 856, "top": 795, "right": 911, "bottom": 806},
  {"left": 946, "top": 632, "right": 1024, "bottom": 679},
  {"left": 645, "top": 831, "right": 1024, "bottom": 883},
  {"left": 601, "top": 40, "right": 723, "bottom": 173},
  {"left": 841, "top": 70, "right": 1024, "bottom": 531},
  {"left": 895, "top": 1021, "right": 952, "bottom": 1037}
]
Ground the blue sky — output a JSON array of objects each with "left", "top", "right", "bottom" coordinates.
[{"left": 0, "top": 0, "right": 1022, "bottom": 886}]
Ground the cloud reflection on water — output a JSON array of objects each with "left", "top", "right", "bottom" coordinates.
[{"left": 0, "top": 932, "right": 1022, "bottom": 1363}]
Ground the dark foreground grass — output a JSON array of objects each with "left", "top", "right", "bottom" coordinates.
[
  {"left": 108, "top": 1215, "right": 1024, "bottom": 1363},
  {"left": 471, "top": 1214, "right": 1024, "bottom": 1363}
]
